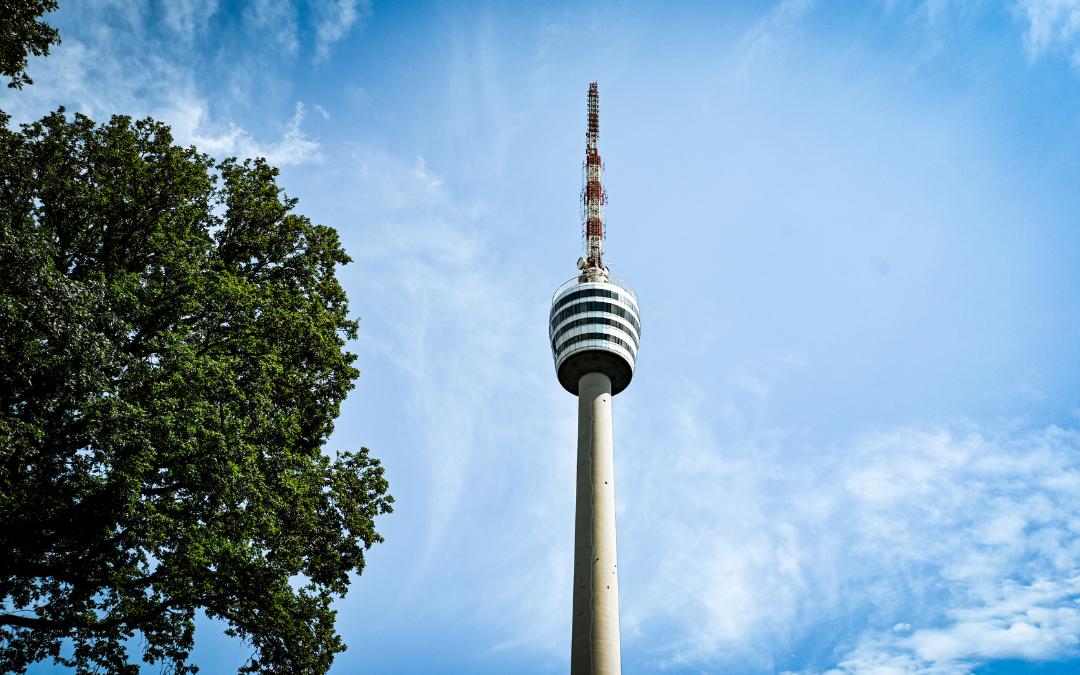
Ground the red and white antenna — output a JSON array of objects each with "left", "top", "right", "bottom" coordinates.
[{"left": 581, "top": 82, "right": 606, "bottom": 272}]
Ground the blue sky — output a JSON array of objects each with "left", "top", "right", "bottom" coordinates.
[{"left": 6, "top": 0, "right": 1080, "bottom": 673}]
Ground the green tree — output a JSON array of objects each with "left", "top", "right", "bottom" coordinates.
[
  {"left": 0, "top": 0, "right": 60, "bottom": 89},
  {"left": 0, "top": 109, "right": 393, "bottom": 674}
]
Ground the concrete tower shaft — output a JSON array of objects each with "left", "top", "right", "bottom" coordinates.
[
  {"left": 572, "top": 372, "right": 621, "bottom": 675},
  {"left": 551, "top": 82, "right": 639, "bottom": 675}
]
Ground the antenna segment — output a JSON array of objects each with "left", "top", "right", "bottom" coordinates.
[{"left": 582, "top": 82, "right": 606, "bottom": 273}]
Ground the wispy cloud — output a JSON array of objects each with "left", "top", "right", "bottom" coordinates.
[
  {"left": 733, "top": 0, "right": 816, "bottom": 76},
  {"left": 343, "top": 148, "right": 518, "bottom": 574},
  {"left": 169, "top": 99, "right": 322, "bottom": 166},
  {"left": 260, "top": 101, "right": 322, "bottom": 165},
  {"left": 1019, "top": 0, "right": 1080, "bottom": 70},
  {"left": 313, "top": 0, "right": 372, "bottom": 63},
  {"left": 829, "top": 577, "right": 1080, "bottom": 673},
  {"left": 0, "top": 3, "right": 322, "bottom": 166},
  {"left": 325, "top": 142, "right": 577, "bottom": 658},
  {"left": 162, "top": 0, "right": 220, "bottom": 45},
  {"left": 616, "top": 399, "right": 1080, "bottom": 672},
  {"left": 246, "top": 0, "right": 300, "bottom": 56}
]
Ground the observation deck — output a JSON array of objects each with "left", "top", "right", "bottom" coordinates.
[{"left": 549, "top": 273, "right": 641, "bottom": 396}]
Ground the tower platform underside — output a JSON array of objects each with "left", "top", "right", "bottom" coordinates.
[{"left": 558, "top": 351, "right": 632, "bottom": 397}]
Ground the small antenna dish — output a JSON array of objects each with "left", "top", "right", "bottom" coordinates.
[{"left": 576, "top": 257, "right": 586, "bottom": 270}]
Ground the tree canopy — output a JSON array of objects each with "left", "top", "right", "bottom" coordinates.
[
  {"left": 0, "top": 0, "right": 60, "bottom": 89},
  {"left": 0, "top": 109, "right": 393, "bottom": 673}
]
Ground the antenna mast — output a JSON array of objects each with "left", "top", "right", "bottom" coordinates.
[{"left": 582, "top": 82, "right": 606, "bottom": 274}]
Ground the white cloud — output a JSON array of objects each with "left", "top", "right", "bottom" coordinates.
[
  {"left": 410, "top": 155, "right": 443, "bottom": 191},
  {"left": 611, "top": 393, "right": 1080, "bottom": 672},
  {"left": 343, "top": 148, "right": 519, "bottom": 574},
  {"left": 0, "top": 4, "right": 321, "bottom": 166},
  {"left": 167, "top": 99, "right": 321, "bottom": 166},
  {"left": 258, "top": 101, "right": 322, "bottom": 165},
  {"left": 327, "top": 144, "right": 577, "bottom": 654},
  {"left": 246, "top": 0, "right": 300, "bottom": 56},
  {"left": 733, "top": 0, "right": 816, "bottom": 76},
  {"left": 1019, "top": 0, "right": 1080, "bottom": 69},
  {"left": 830, "top": 577, "right": 1080, "bottom": 672},
  {"left": 313, "top": 0, "right": 372, "bottom": 62},
  {"left": 162, "top": 0, "right": 220, "bottom": 44}
]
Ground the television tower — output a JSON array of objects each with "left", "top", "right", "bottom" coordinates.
[{"left": 549, "top": 82, "right": 640, "bottom": 675}]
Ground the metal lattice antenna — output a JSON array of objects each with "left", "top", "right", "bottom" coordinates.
[{"left": 581, "top": 82, "right": 606, "bottom": 272}]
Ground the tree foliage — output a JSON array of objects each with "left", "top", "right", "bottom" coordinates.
[
  {"left": 0, "top": 0, "right": 60, "bottom": 89},
  {"left": 0, "top": 110, "right": 393, "bottom": 674}
]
